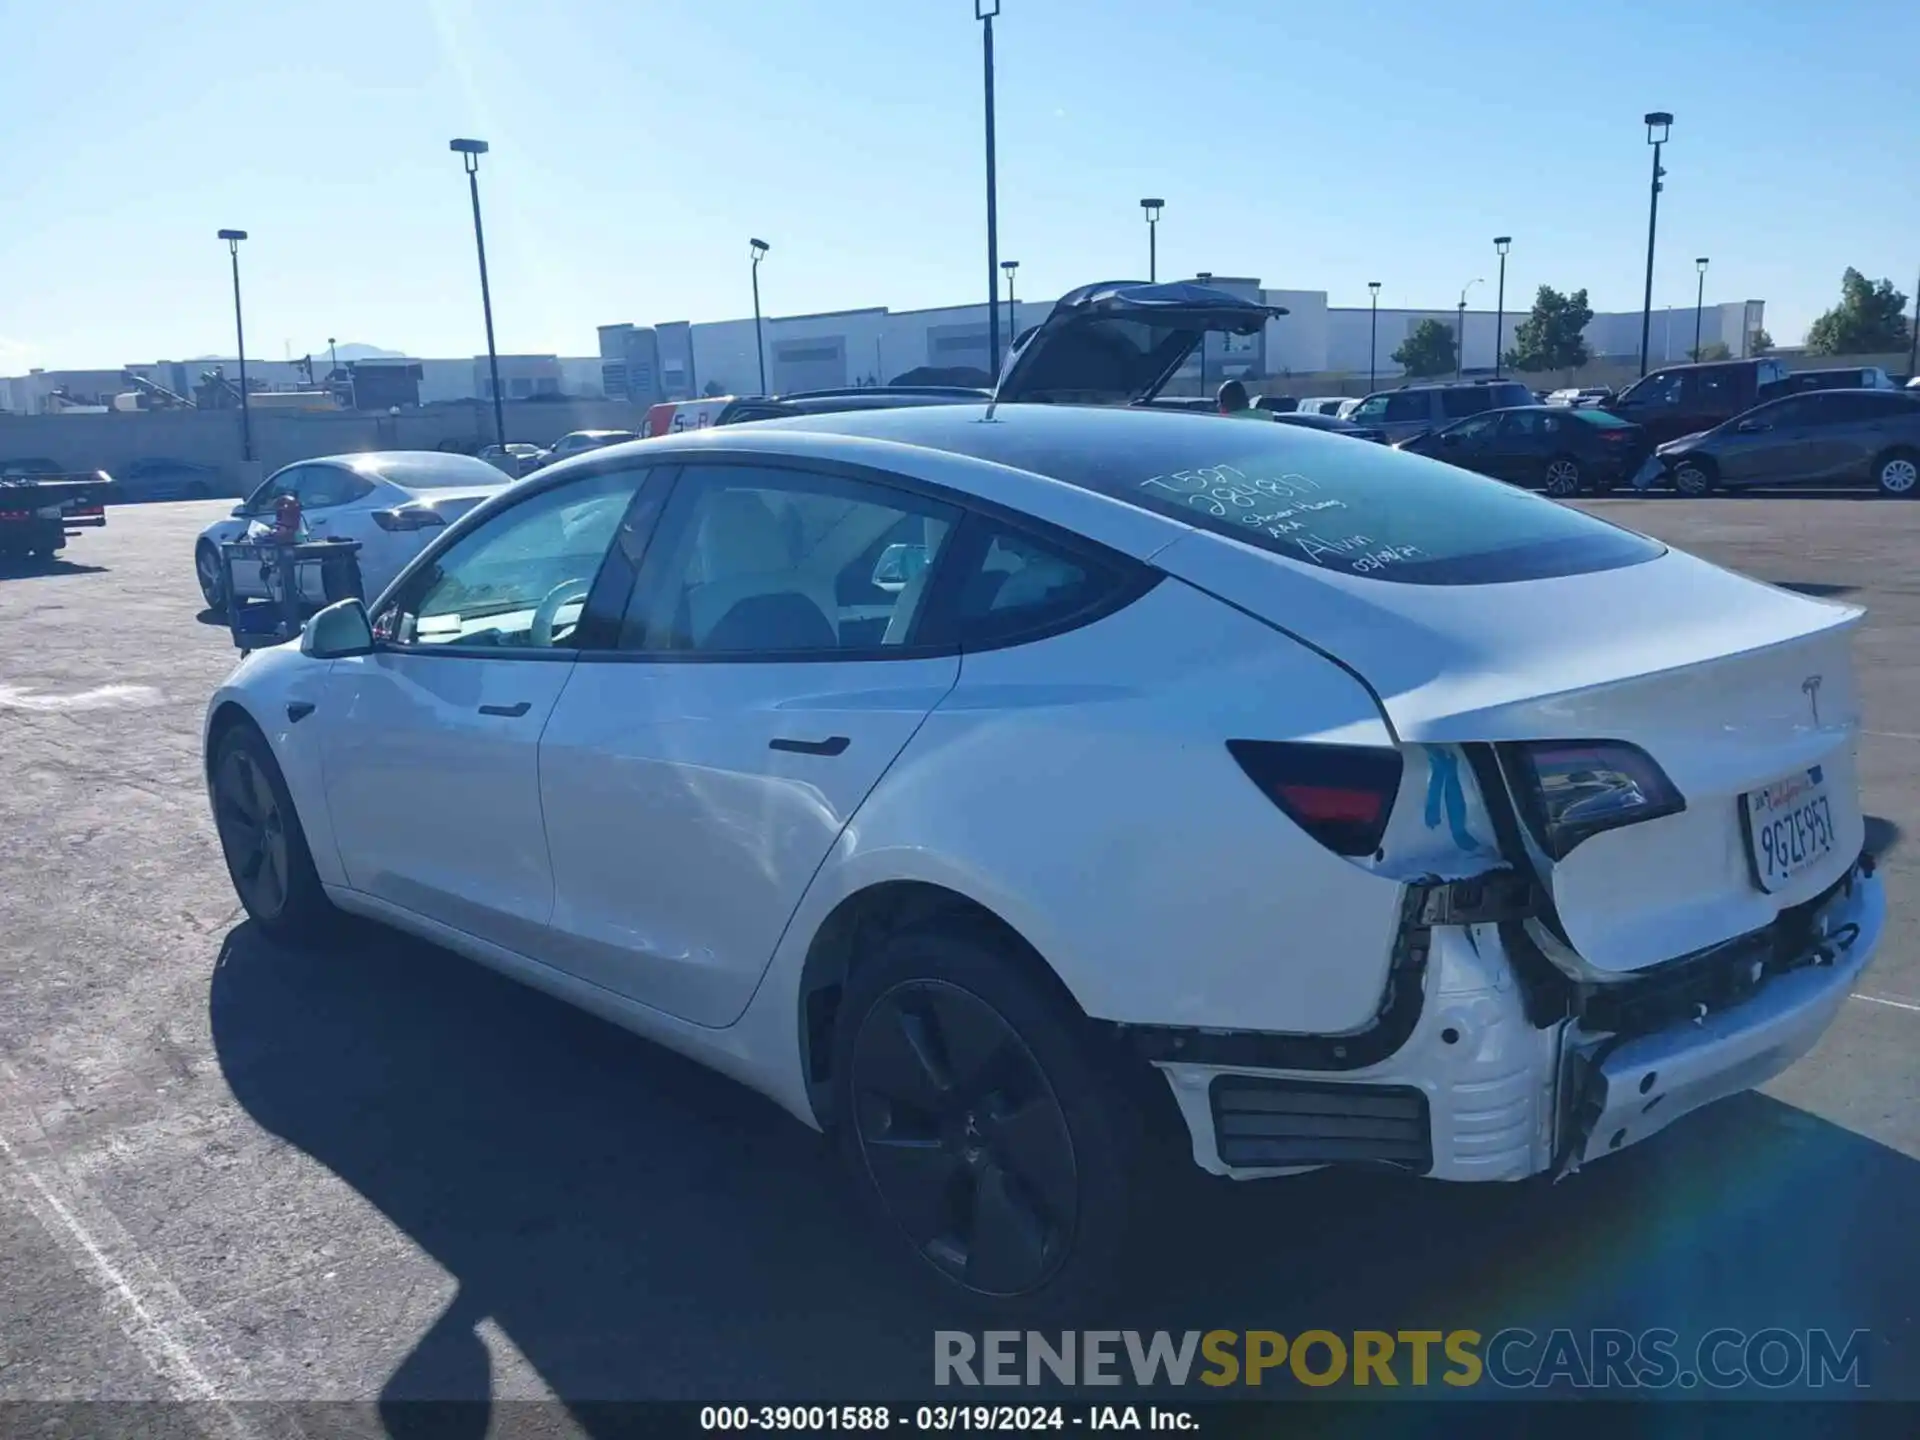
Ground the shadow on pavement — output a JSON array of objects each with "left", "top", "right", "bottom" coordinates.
[
  {"left": 1773, "top": 581, "right": 1861, "bottom": 598},
  {"left": 0, "top": 557, "right": 109, "bottom": 579},
  {"left": 209, "top": 920, "right": 1920, "bottom": 1416},
  {"left": 1865, "top": 815, "right": 1903, "bottom": 860}
]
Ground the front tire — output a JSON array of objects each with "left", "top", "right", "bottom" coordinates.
[
  {"left": 833, "top": 924, "right": 1152, "bottom": 1318},
  {"left": 196, "top": 542, "right": 226, "bottom": 610},
  {"left": 1874, "top": 449, "right": 1918, "bottom": 498},
  {"left": 1671, "top": 458, "right": 1717, "bottom": 496},
  {"left": 1541, "top": 455, "right": 1584, "bottom": 497},
  {"left": 210, "top": 721, "right": 333, "bottom": 940}
]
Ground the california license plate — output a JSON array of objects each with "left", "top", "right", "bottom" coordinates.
[{"left": 1743, "top": 766, "right": 1837, "bottom": 893}]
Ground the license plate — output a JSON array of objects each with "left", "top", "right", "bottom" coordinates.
[{"left": 1742, "top": 766, "right": 1837, "bottom": 893}]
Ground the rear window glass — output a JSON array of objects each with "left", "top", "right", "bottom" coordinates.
[
  {"left": 1573, "top": 408, "right": 1634, "bottom": 428},
  {"left": 359, "top": 455, "right": 511, "bottom": 490},
  {"left": 850, "top": 407, "right": 1666, "bottom": 588}
]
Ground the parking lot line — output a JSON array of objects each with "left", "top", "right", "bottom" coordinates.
[
  {"left": 1864, "top": 729, "right": 1920, "bottom": 742},
  {"left": 1852, "top": 991, "right": 1920, "bottom": 1015}
]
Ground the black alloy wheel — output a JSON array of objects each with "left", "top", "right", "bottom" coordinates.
[
  {"left": 214, "top": 744, "right": 293, "bottom": 922},
  {"left": 849, "top": 978, "right": 1078, "bottom": 1297}
]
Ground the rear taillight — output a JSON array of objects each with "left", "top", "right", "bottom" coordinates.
[
  {"left": 1228, "top": 740, "right": 1403, "bottom": 856},
  {"left": 371, "top": 505, "right": 446, "bottom": 532},
  {"left": 1595, "top": 429, "right": 1635, "bottom": 443},
  {"left": 1503, "top": 740, "right": 1684, "bottom": 860}
]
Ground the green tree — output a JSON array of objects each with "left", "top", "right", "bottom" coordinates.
[
  {"left": 1805, "top": 269, "right": 1912, "bottom": 356},
  {"left": 1503, "top": 286, "right": 1594, "bottom": 372},
  {"left": 1688, "top": 341, "right": 1732, "bottom": 362},
  {"left": 1393, "top": 319, "right": 1457, "bottom": 378},
  {"left": 1749, "top": 328, "right": 1774, "bottom": 355}
]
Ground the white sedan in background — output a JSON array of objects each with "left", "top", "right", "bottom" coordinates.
[
  {"left": 194, "top": 451, "right": 510, "bottom": 609},
  {"left": 202, "top": 282, "right": 1883, "bottom": 1314}
]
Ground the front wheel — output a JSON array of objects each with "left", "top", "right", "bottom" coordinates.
[
  {"left": 1671, "top": 458, "right": 1717, "bottom": 497},
  {"left": 1874, "top": 449, "right": 1918, "bottom": 498},
  {"left": 833, "top": 925, "right": 1153, "bottom": 1318},
  {"left": 210, "top": 722, "right": 334, "bottom": 940},
  {"left": 1541, "top": 456, "right": 1584, "bottom": 497},
  {"left": 196, "top": 542, "right": 226, "bottom": 610}
]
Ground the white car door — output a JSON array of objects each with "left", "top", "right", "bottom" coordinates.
[
  {"left": 318, "top": 465, "right": 650, "bottom": 953},
  {"left": 536, "top": 461, "right": 964, "bottom": 1026}
]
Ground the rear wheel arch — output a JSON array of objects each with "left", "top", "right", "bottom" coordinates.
[{"left": 796, "top": 880, "right": 1087, "bottom": 1128}]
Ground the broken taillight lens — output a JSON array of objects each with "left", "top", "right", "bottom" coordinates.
[
  {"left": 1228, "top": 740, "right": 1404, "bottom": 857},
  {"left": 1506, "top": 740, "right": 1685, "bottom": 860}
]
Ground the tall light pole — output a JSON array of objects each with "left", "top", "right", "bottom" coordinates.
[
  {"left": 449, "top": 138, "right": 505, "bottom": 445},
  {"left": 1457, "top": 278, "right": 1482, "bottom": 379},
  {"left": 1368, "top": 281, "right": 1381, "bottom": 390},
  {"left": 1492, "top": 237, "right": 1512, "bottom": 378},
  {"left": 327, "top": 337, "right": 339, "bottom": 380},
  {"left": 749, "top": 238, "right": 770, "bottom": 394},
  {"left": 1909, "top": 265, "right": 1919, "bottom": 382},
  {"left": 1140, "top": 198, "right": 1163, "bottom": 282},
  {"left": 1638, "top": 111, "right": 1673, "bottom": 378},
  {"left": 1001, "top": 259, "right": 1019, "bottom": 349},
  {"left": 1693, "top": 257, "right": 1709, "bottom": 360},
  {"left": 217, "top": 230, "right": 252, "bottom": 462},
  {"left": 1196, "top": 272, "right": 1212, "bottom": 394},
  {"left": 978, "top": 0, "right": 1003, "bottom": 377}
]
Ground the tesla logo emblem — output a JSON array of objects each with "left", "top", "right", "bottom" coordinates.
[{"left": 1802, "top": 675, "right": 1823, "bottom": 725}]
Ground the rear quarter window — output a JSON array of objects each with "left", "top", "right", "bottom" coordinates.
[{"left": 1097, "top": 422, "right": 1664, "bottom": 585}]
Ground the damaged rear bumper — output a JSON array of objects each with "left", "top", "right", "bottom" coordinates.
[{"left": 1139, "top": 857, "right": 1883, "bottom": 1183}]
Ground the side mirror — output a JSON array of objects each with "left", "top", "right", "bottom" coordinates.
[
  {"left": 871, "top": 542, "right": 929, "bottom": 593},
  {"left": 301, "top": 598, "right": 374, "bottom": 659},
  {"left": 1735, "top": 418, "right": 1770, "bottom": 434},
  {"left": 230, "top": 503, "right": 248, "bottom": 518},
  {"left": 1440, "top": 432, "right": 1462, "bottom": 446}
]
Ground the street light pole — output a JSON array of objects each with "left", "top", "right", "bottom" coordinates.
[
  {"left": 1694, "top": 257, "right": 1709, "bottom": 360},
  {"left": 217, "top": 230, "right": 252, "bottom": 462},
  {"left": 1909, "top": 265, "right": 1919, "bottom": 382},
  {"left": 1638, "top": 111, "right": 1673, "bottom": 378},
  {"left": 1368, "top": 281, "right": 1381, "bottom": 391},
  {"left": 749, "top": 238, "right": 770, "bottom": 394},
  {"left": 1196, "top": 272, "right": 1212, "bottom": 394},
  {"left": 449, "top": 138, "right": 506, "bottom": 446},
  {"left": 1457, "top": 278, "right": 1482, "bottom": 380},
  {"left": 1001, "top": 259, "right": 1019, "bottom": 349},
  {"left": 1140, "top": 198, "right": 1163, "bottom": 282},
  {"left": 978, "top": 0, "right": 1002, "bottom": 377},
  {"left": 1492, "top": 237, "right": 1512, "bottom": 378}
]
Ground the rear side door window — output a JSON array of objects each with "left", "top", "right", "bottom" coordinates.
[
  {"left": 1693, "top": 368, "right": 1738, "bottom": 414},
  {"left": 1439, "top": 388, "right": 1493, "bottom": 420},
  {"left": 936, "top": 518, "right": 1150, "bottom": 651},
  {"left": 295, "top": 465, "right": 374, "bottom": 511}
]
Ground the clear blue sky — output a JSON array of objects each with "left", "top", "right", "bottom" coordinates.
[{"left": 3, "top": 0, "right": 1915, "bottom": 372}]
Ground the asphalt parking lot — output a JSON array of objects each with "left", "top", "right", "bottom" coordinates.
[{"left": 1, "top": 494, "right": 1917, "bottom": 1415}]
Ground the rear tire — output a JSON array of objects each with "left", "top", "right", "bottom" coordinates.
[
  {"left": 210, "top": 721, "right": 334, "bottom": 942},
  {"left": 1671, "top": 457, "right": 1717, "bottom": 497},
  {"left": 832, "top": 923, "right": 1155, "bottom": 1319},
  {"left": 1542, "top": 455, "right": 1584, "bottom": 497},
  {"left": 1874, "top": 448, "right": 1918, "bottom": 498}
]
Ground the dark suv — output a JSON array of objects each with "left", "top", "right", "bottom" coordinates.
[
  {"left": 1345, "top": 379, "right": 1535, "bottom": 444},
  {"left": 1604, "top": 357, "right": 1792, "bottom": 445}
]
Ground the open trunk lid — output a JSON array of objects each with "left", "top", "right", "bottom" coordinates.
[
  {"left": 1155, "top": 531, "right": 1867, "bottom": 972},
  {"left": 994, "top": 280, "right": 1286, "bottom": 406}
]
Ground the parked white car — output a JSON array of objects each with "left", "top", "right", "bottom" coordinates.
[
  {"left": 194, "top": 452, "right": 511, "bottom": 610},
  {"left": 203, "top": 288, "right": 1883, "bottom": 1313},
  {"left": 541, "top": 429, "right": 639, "bottom": 467},
  {"left": 1294, "top": 396, "right": 1351, "bottom": 416}
]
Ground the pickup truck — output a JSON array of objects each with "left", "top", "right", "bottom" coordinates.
[{"left": 0, "top": 468, "right": 109, "bottom": 561}]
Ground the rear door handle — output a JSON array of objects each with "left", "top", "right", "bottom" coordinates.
[
  {"left": 769, "top": 735, "right": 850, "bottom": 756},
  {"left": 479, "top": 701, "right": 532, "bottom": 718}
]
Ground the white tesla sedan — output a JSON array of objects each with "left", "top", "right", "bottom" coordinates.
[
  {"left": 194, "top": 451, "right": 510, "bottom": 609},
  {"left": 203, "top": 284, "right": 1884, "bottom": 1313}
]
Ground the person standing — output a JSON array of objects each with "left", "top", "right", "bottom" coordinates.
[{"left": 1216, "top": 378, "right": 1270, "bottom": 418}]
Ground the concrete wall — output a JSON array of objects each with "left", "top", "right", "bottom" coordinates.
[{"left": 0, "top": 398, "right": 653, "bottom": 494}]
